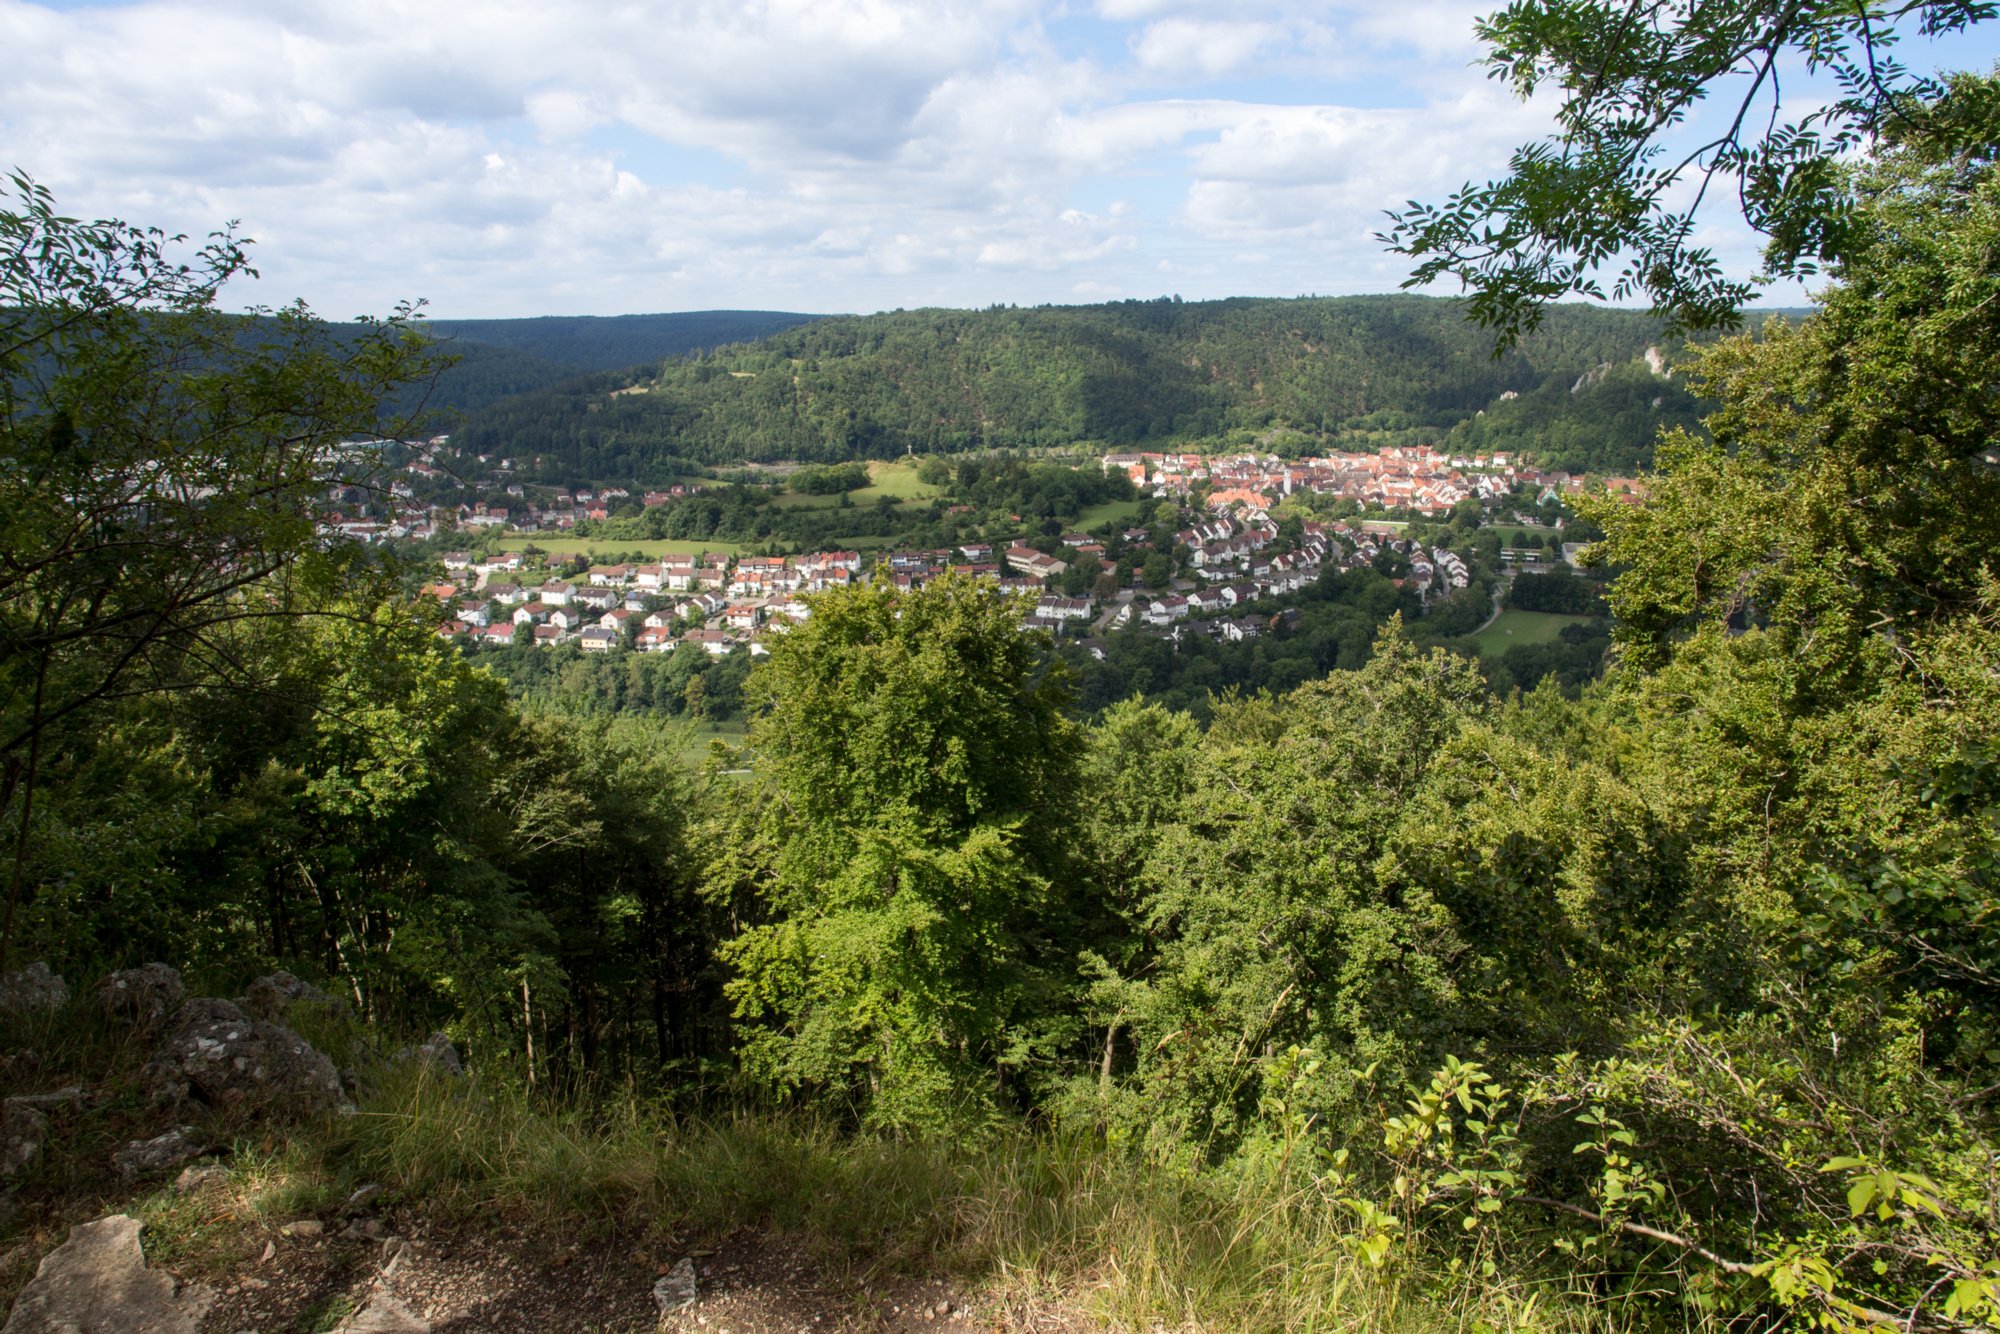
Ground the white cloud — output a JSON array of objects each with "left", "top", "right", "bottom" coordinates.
[
  {"left": 1130, "top": 18, "right": 1287, "bottom": 78},
  {"left": 0, "top": 0, "right": 1616, "bottom": 315}
]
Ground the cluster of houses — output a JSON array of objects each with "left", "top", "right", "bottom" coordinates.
[
  {"left": 418, "top": 440, "right": 1498, "bottom": 655},
  {"left": 1102, "top": 447, "right": 1580, "bottom": 517},
  {"left": 1112, "top": 516, "right": 1469, "bottom": 634},
  {"left": 319, "top": 481, "right": 710, "bottom": 547},
  {"left": 429, "top": 545, "right": 1110, "bottom": 654},
  {"left": 385, "top": 436, "right": 1520, "bottom": 657},
  {"left": 426, "top": 505, "right": 1475, "bottom": 657},
  {"left": 315, "top": 437, "right": 714, "bottom": 546}
]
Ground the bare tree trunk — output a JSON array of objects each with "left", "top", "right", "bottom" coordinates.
[
  {"left": 0, "top": 660, "right": 51, "bottom": 973},
  {"left": 522, "top": 974, "right": 536, "bottom": 1089}
]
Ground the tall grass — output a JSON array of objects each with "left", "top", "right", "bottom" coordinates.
[
  {"left": 2, "top": 992, "right": 1650, "bottom": 1331},
  {"left": 314, "top": 1068, "right": 1624, "bottom": 1332}
]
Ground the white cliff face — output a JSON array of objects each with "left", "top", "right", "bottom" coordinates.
[{"left": 1643, "top": 344, "right": 1672, "bottom": 379}]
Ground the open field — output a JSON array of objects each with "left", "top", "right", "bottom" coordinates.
[
  {"left": 1472, "top": 610, "right": 1597, "bottom": 657},
  {"left": 497, "top": 536, "right": 746, "bottom": 559},
  {"left": 1076, "top": 498, "right": 1146, "bottom": 530},
  {"left": 674, "top": 718, "right": 747, "bottom": 764},
  {"left": 864, "top": 459, "right": 944, "bottom": 500},
  {"left": 771, "top": 459, "right": 944, "bottom": 510},
  {"left": 1495, "top": 526, "right": 1560, "bottom": 550}
]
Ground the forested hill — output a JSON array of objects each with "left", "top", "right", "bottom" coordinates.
[
  {"left": 451, "top": 294, "right": 1716, "bottom": 477},
  {"left": 390, "top": 309, "right": 823, "bottom": 417}
]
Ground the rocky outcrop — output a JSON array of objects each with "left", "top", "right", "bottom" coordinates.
[
  {"left": 0, "top": 963, "right": 68, "bottom": 1016},
  {"left": 0, "top": 1214, "right": 213, "bottom": 1334},
  {"left": 0, "top": 1102, "right": 45, "bottom": 1177},
  {"left": 147, "top": 1000, "right": 346, "bottom": 1118},
  {"left": 240, "top": 970, "right": 342, "bottom": 1023},
  {"left": 114, "top": 1127, "right": 204, "bottom": 1181},
  {"left": 399, "top": 1032, "right": 464, "bottom": 1078},
  {"left": 95, "top": 964, "right": 187, "bottom": 1033}
]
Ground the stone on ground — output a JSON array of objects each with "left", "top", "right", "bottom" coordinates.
[
  {"left": 653, "top": 1256, "right": 698, "bottom": 1315},
  {"left": 114, "top": 1127, "right": 203, "bottom": 1181},
  {"left": 0, "top": 1103, "right": 46, "bottom": 1178},
  {"left": 334, "top": 1290, "right": 429, "bottom": 1334},
  {"left": 395, "top": 1032, "right": 464, "bottom": 1077},
  {"left": 0, "top": 963, "right": 67, "bottom": 1016},
  {"left": 0, "top": 1214, "right": 213, "bottom": 1334}
]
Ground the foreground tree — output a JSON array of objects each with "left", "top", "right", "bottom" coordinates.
[
  {"left": 1383, "top": 0, "right": 1997, "bottom": 341},
  {"left": 708, "top": 572, "right": 1083, "bottom": 1131},
  {"left": 0, "top": 174, "right": 436, "bottom": 966}
]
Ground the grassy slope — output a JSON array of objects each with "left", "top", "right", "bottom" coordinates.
[{"left": 771, "top": 460, "right": 947, "bottom": 510}]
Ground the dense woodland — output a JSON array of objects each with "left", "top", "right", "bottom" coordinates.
[
  {"left": 6, "top": 67, "right": 2000, "bottom": 1333},
  {"left": 383, "top": 309, "right": 821, "bottom": 418},
  {"left": 450, "top": 295, "right": 1714, "bottom": 477}
]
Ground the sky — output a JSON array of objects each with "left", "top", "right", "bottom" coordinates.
[{"left": 4, "top": 0, "right": 1995, "bottom": 320}]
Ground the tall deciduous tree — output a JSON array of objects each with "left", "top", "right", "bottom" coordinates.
[
  {"left": 709, "top": 571, "right": 1082, "bottom": 1131},
  {"left": 0, "top": 174, "right": 436, "bottom": 966}
]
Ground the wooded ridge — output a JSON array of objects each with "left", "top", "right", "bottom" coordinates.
[{"left": 449, "top": 294, "right": 1741, "bottom": 477}]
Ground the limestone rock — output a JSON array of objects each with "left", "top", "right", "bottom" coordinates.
[
  {"left": 0, "top": 1102, "right": 46, "bottom": 1177},
  {"left": 395, "top": 1032, "right": 463, "bottom": 1078},
  {"left": 0, "top": 963, "right": 68, "bottom": 1016},
  {"left": 147, "top": 1002, "right": 344, "bottom": 1118},
  {"left": 653, "top": 1256, "right": 698, "bottom": 1315},
  {"left": 0, "top": 1214, "right": 213, "bottom": 1334},
  {"left": 114, "top": 1127, "right": 203, "bottom": 1181},
  {"left": 6, "top": 1087, "right": 84, "bottom": 1114},
  {"left": 334, "top": 1291, "right": 429, "bottom": 1334},
  {"left": 239, "top": 971, "right": 340, "bottom": 1023},
  {"left": 95, "top": 964, "right": 187, "bottom": 1032},
  {"left": 162, "top": 997, "right": 249, "bottom": 1044},
  {"left": 173, "top": 1164, "right": 227, "bottom": 1194}
]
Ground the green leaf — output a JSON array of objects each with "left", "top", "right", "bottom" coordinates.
[{"left": 1847, "top": 1176, "right": 1877, "bottom": 1217}]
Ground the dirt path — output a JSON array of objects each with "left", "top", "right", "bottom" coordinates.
[
  {"left": 175, "top": 1213, "right": 1082, "bottom": 1334},
  {"left": 1469, "top": 577, "right": 1509, "bottom": 636}
]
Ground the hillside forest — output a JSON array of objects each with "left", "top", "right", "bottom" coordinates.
[
  {"left": 3, "top": 70, "right": 2000, "bottom": 1334},
  {"left": 447, "top": 295, "right": 1723, "bottom": 478}
]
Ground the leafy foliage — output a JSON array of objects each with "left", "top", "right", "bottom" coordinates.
[
  {"left": 706, "top": 574, "right": 1083, "bottom": 1131},
  {"left": 453, "top": 295, "right": 1696, "bottom": 473},
  {"left": 1383, "top": 0, "right": 1998, "bottom": 343}
]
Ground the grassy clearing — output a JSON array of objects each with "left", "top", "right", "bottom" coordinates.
[
  {"left": 1496, "top": 527, "right": 1560, "bottom": 550},
  {"left": 1472, "top": 610, "right": 1596, "bottom": 658},
  {"left": 862, "top": 459, "right": 944, "bottom": 501},
  {"left": 674, "top": 718, "right": 747, "bottom": 765},
  {"left": 496, "top": 536, "right": 745, "bottom": 559},
  {"left": 1075, "top": 498, "right": 1146, "bottom": 531},
  {"left": 771, "top": 460, "right": 945, "bottom": 511}
]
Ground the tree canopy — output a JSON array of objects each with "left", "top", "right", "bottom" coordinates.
[
  {"left": 1383, "top": 0, "right": 1998, "bottom": 342},
  {"left": 0, "top": 174, "right": 436, "bottom": 967}
]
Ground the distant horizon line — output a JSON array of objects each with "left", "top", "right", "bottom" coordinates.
[{"left": 388, "top": 293, "right": 1820, "bottom": 325}]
